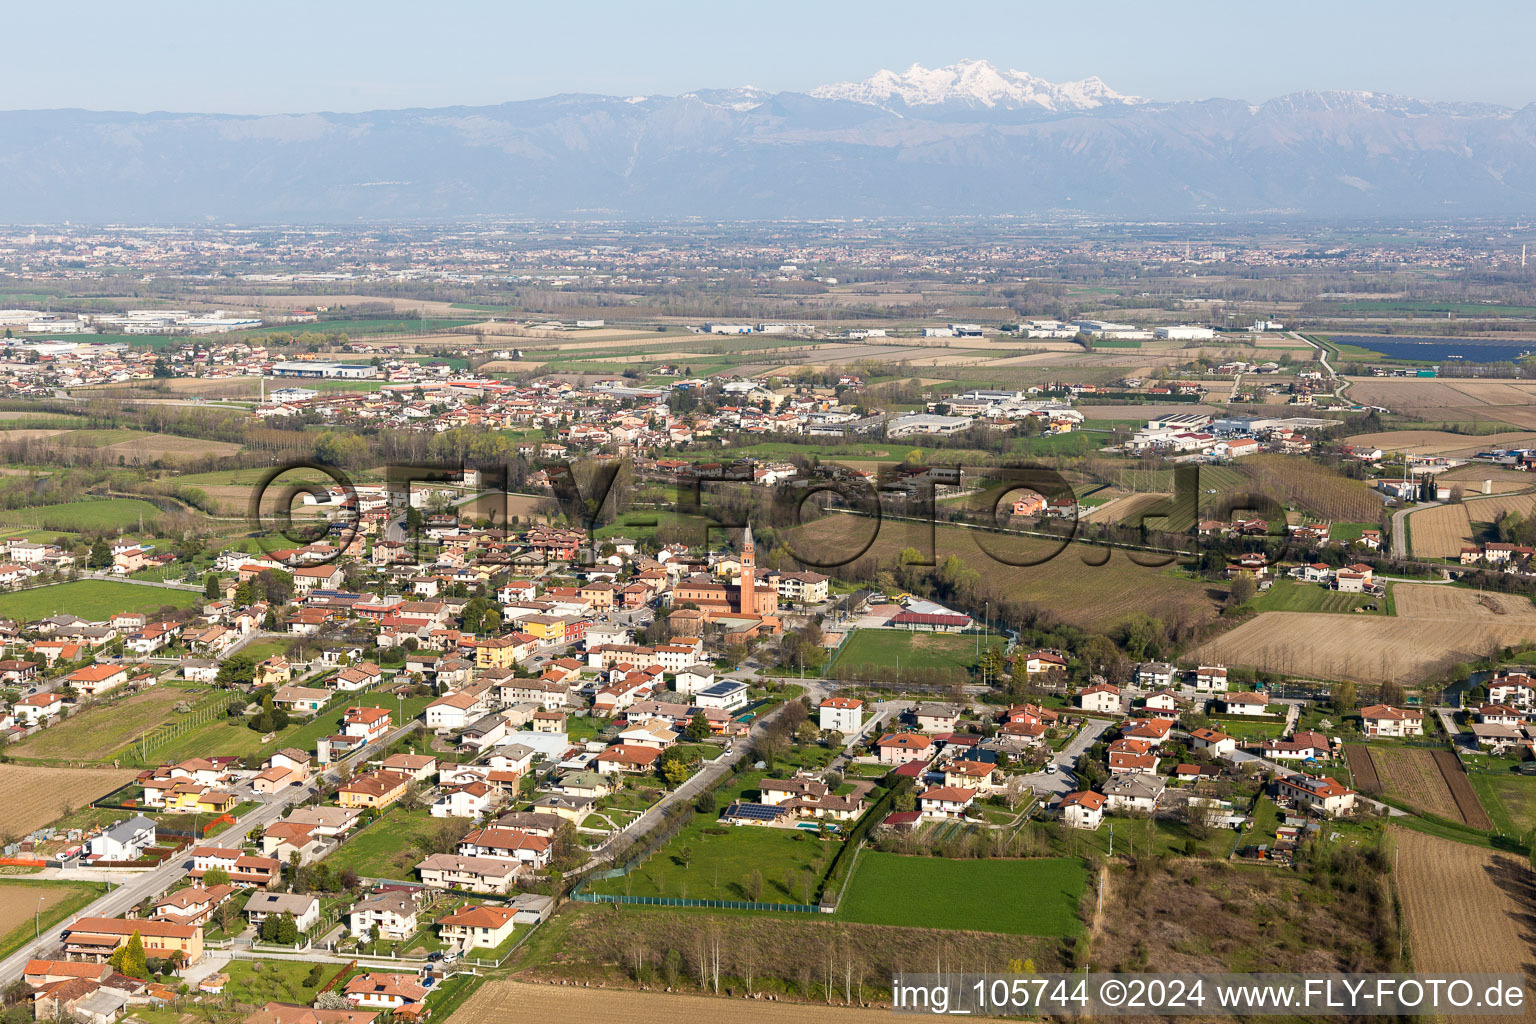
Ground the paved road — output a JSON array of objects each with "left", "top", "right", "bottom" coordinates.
[
  {"left": 0, "top": 798, "right": 289, "bottom": 985},
  {"left": 587, "top": 680, "right": 834, "bottom": 866},
  {"left": 1022, "top": 717, "right": 1113, "bottom": 798}
]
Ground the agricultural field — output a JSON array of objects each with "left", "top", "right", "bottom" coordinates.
[
  {"left": 1346, "top": 377, "right": 1536, "bottom": 431},
  {"left": 837, "top": 854, "right": 1085, "bottom": 936},
  {"left": 0, "top": 497, "right": 164, "bottom": 532},
  {"left": 9, "top": 680, "right": 210, "bottom": 763},
  {"left": 0, "top": 764, "right": 138, "bottom": 836},
  {"left": 0, "top": 880, "right": 107, "bottom": 962},
  {"left": 1192, "top": 583, "right": 1536, "bottom": 684},
  {"left": 1467, "top": 771, "right": 1536, "bottom": 835},
  {"left": 1079, "top": 491, "right": 1174, "bottom": 525},
  {"left": 1353, "top": 746, "right": 1462, "bottom": 822},
  {"left": 467, "top": 977, "right": 889, "bottom": 1023},
  {"left": 0, "top": 580, "right": 200, "bottom": 621},
  {"left": 1248, "top": 579, "right": 1381, "bottom": 615},
  {"left": 832, "top": 628, "right": 980, "bottom": 677},
  {"left": 1227, "top": 455, "right": 1385, "bottom": 523},
  {"left": 1091, "top": 857, "right": 1396, "bottom": 975},
  {"left": 787, "top": 515, "right": 1225, "bottom": 632},
  {"left": 1344, "top": 429, "right": 1536, "bottom": 458},
  {"left": 1393, "top": 828, "right": 1532, "bottom": 1020}
]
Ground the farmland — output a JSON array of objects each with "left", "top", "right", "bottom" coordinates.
[
  {"left": 787, "top": 515, "right": 1225, "bottom": 632},
  {"left": 1393, "top": 829, "right": 1532, "bottom": 1022},
  {"left": 837, "top": 854, "right": 1085, "bottom": 936},
  {"left": 9, "top": 680, "right": 210, "bottom": 763},
  {"left": 0, "top": 765, "right": 139, "bottom": 836},
  {"left": 1092, "top": 856, "right": 1396, "bottom": 974},
  {"left": 1467, "top": 772, "right": 1536, "bottom": 835},
  {"left": 461, "top": 978, "right": 890, "bottom": 1023},
  {"left": 1345, "top": 377, "right": 1536, "bottom": 431},
  {"left": 1192, "top": 583, "right": 1536, "bottom": 684},
  {"left": 0, "top": 580, "right": 200, "bottom": 622},
  {"left": 1405, "top": 502, "right": 1474, "bottom": 557},
  {"left": 832, "top": 629, "right": 980, "bottom": 679},
  {"left": 0, "top": 497, "right": 164, "bottom": 531},
  {"left": 0, "top": 880, "right": 107, "bottom": 962},
  {"left": 1345, "top": 429, "right": 1536, "bottom": 458}
]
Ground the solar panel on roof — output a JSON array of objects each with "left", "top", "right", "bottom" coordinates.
[{"left": 723, "top": 802, "right": 782, "bottom": 821}]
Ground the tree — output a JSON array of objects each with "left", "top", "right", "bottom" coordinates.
[
  {"left": 1228, "top": 575, "right": 1256, "bottom": 607},
  {"left": 661, "top": 759, "right": 691, "bottom": 787},
  {"left": 88, "top": 540, "right": 113, "bottom": 569},
  {"left": 204, "top": 575, "right": 222, "bottom": 600},
  {"left": 201, "top": 866, "right": 230, "bottom": 888},
  {"left": 685, "top": 712, "right": 710, "bottom": 741},
  {"left": 1333, "top": 679, "right": 1357, "bottom": 714},
  {"left": 744, "top": 868, "right": 764, "bottom": 902},
  {"left": 110, "top": 931, "right": 148, "bottom": 978}
]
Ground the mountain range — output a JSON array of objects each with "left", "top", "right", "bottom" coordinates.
[{"left": 4, "top": 60, "right": 1536, "bottom": 223}]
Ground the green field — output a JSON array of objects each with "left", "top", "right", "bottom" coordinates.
[
  {"left": 834, "top": 628, "right": 981, "bottom": 675},
  {"left": 323, "top": 807, "right": 465, "bottom": 881},
  {"left": 1467, "top": 771, "right": 1536, "bottom": 836},
  {"left": 1249, "top": 580, "right": 1382, "bottom": 615},
  {"left": 220, "top": 957, "right": 344, "bottom": 1004},
  {"left": 10, "top": 680, "right": 209, "bottom": 762},
  {"left": 0, "top": 579, "right": 199, "bottom": 622},
  {"left": 0, "top": 498, "right": 164, "bottom": 531},
  {"left": 0, "top": 880, "right": 108, "bottom": 962},
  {"left": 838, "top": 853, "right": 1086, "bottom": 936},
  {"left": 140, "top": 687, "right": 432, "bottom": 766}
]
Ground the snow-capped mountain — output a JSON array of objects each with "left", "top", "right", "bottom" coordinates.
[{"left": 809, "top": 59, "right": 1144, "bottom": 111}]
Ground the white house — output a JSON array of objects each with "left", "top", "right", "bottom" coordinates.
[
  {"left": 87, "top": 816, "right": 156, "bottom": 862},
  {"left": 1219, "top": 692, "right": 1269, "bottom": 716},
  {"left": 436, "top": 904, "right": 517, "bottom": 950},
  {"left": 13, "top": 692, "right": 65, "bottom": 726},
  {"left": 1359, "top": 704, "right": 1423, "bottom": 738},
  {"left": 1192, "top": 665, "right": 1229, "bottom": 692},
  {"left": 818, "top": 697, "right": 863, "bottom": 734},
  {"left": 1076, "top": 683, "right": 1121, "bottom": 714},
  {"left": 1058, "top": 791, "right": 1106, "bottom": 830},
  {"left": 918, "top": 786, "right": 976, "bottom": 819},
  {"left": 1103, "top": 773, "right": 1166, "bottom": 814},
  {"left": 1278, "top": 773, "right": 1356, "bottom": 817},
  {"left": 694, "top": 680, "right": 749, "bottom": 712},
  {"left": 348, "top": 892, "right": 418, "bottom": 941},
  {"left": 1187, "top": 727, "right": 1236, "bottom": 757}
]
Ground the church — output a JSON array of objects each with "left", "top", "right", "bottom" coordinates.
[{"left": 670, "top": 520, "right": 780, "bottom": 635}]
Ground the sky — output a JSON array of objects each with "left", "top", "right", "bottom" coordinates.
[{"left": 7, "top": 1, "right": 1535, "bottom": 114}]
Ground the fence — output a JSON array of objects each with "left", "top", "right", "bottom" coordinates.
[{"left": 571, "top": 891, "right": 821, "bottom": 913}]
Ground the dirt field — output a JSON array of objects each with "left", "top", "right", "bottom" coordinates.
[
  {"left": 460, "top": 492, "right": 553, "bottom": 521},
  {"left": 0, "top": 882, "right": 95, "bottom": 940},
  {"left": 787, "top": 515, "right": 1225, "bottom": 632},
  {"left": 1081, "top": 492, "right": 1173, "bottom": 524},
  {"left": 1431, "top": 750, "right": 1493, "bottom": 829},
  {"left": 1393, "top": 829, "right": 1533, "bottom": 1023},
  {"left": 1345, "top": 429, "right": 1536, "bottom": 457},
  {"left": 100, "top": 435, "right": 243, "bottom": 464},
  {"left": 1346, "top": 377, "right": 1536, "bottom": 430},
  {"left": 461, "top": 981, "right": 888, "bottom": 1024},
  {"left": 1192, "top": 583, "right": 1536, "bottom": 683},
  {"left": 1365, "top": 746, "right": 1463, "bottom": 820},
  {"left": 1407, "top": 502, "right": 1475, "bottom": 557},
  {"left": 1344, "top": 745, "right": 1380, "bottom": 792},
  {"left": 0, "top": 765, "right": 138, "bottom": 837}
]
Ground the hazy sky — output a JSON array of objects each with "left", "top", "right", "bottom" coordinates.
[{"left": 9, "top": 1, "right": 1534, "bottom": 114}]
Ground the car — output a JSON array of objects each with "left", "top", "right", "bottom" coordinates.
[
  {"left": 426, "top": 951, "right": 444, "bottom": 962},
  {"left": 1043, "top": 764, "right": 1057, "bottom": 774}
]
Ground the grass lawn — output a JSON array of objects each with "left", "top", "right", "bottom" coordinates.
[
  {"left": 1467, "top": 771, "right": 1536, "bottom": 836},
  {"left": 1208, "top": 716, "right": 1287, "bottom": 741},
  {"left": 0, "top": 579, "right": 200, "bottom": 621},
  {"left": 0, "top": 880, "right": 108, "bottom": 962},
  {"left": 1250, "top": 579, "right": 1381, "bottom": 615},
  {"left": 834, "top": 628, "right": 980, "bottom": 675},
  {"left": 0, "top": 498, "right": 164, "bottom": 531},
  {"left": 221, "top": 958, "right": 336, "bottom": 1004},
  {"left": 837, "top": 853, "right": 1085, "bottom": 936},
  {"left": 323, "top": 807, "right": 465, "bottom": 881}
]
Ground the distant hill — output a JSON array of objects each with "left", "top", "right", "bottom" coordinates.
[{"left": 4, "top": 60, "right": 1536, "bottom": 222}]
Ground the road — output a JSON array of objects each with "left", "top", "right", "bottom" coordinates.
[
  {"left": 586, "top": 679, "right": 836, "bottom": 865},
  {"left": 0, "top": 797, "right": 289, "bottom": 986},
  {"left": 0, "top": 709, "right": 422, "bottom": 986},
  {"left": 1390, "top": 500, "right": 1433, "bottom": 559},
  {"left": 1021, "top": 717, "right": 1113, "bottom": 797}
]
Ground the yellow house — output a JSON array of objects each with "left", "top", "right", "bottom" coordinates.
[
  {"left": 336, "top": 769, "right": 412, "bottom": 810},
  {"left": 255, "top": 657, "right": 292, "bottom": 687},
  {"left": 475, "top": 636, "right": 523, "bottom": 670},
  {"left": 520, "top": 615, "right": 565, "bottom": 644},
  {"left": 166, "top": 787, "right": 238, "bottom": 814}
]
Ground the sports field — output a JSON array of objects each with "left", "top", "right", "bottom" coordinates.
[
  {"left": 0, "top": 580, "right": 199, "bottom": 621},
  {"left": 834, "top": 628, "right": 980, "bottom": 675},
  {"left": 837, "top": 853, "right": 1085, "bottom": 935}
]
